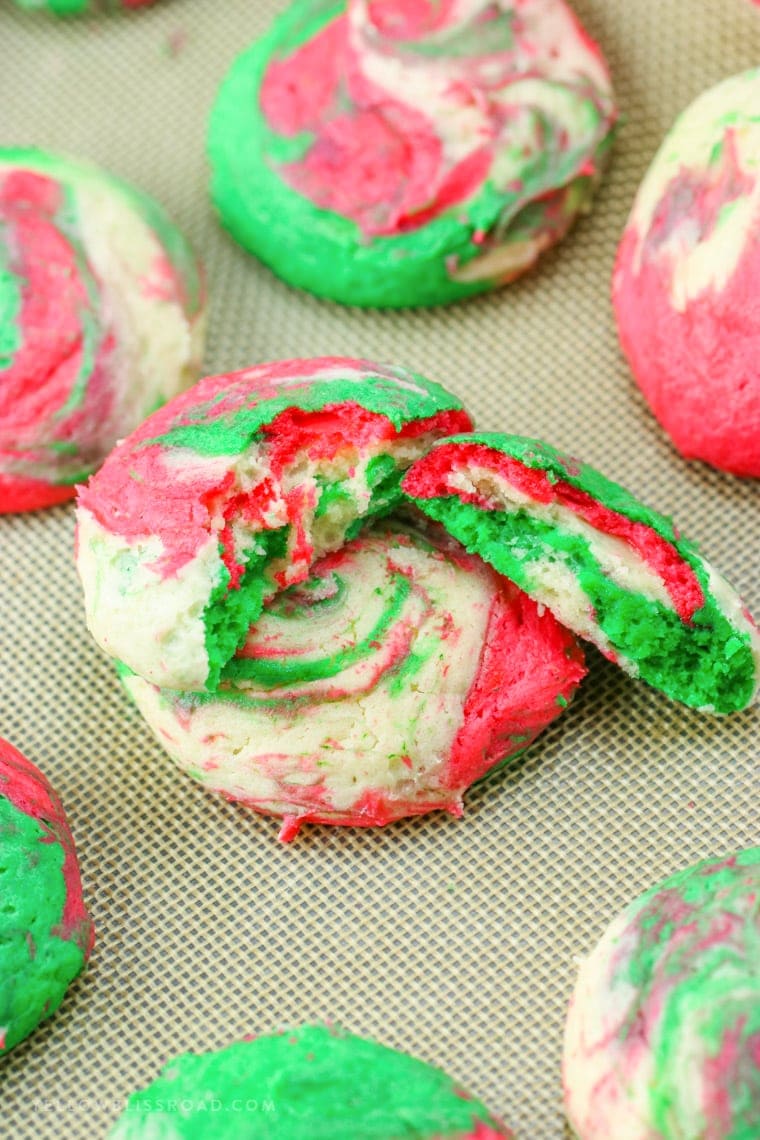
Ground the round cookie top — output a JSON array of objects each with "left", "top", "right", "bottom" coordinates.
[
  {"left": 402, "top": 432, "right": 760, "bottom": 712},
  {"left": 76, "top": 358, "right": 472, "bottom": 691},
  {"left": 621, "top": 69, "right": 760, "bottom": 309},
  {"left": 0, "top": 147, "right": 205, "bottom": 512},
  {"left": 108, "top": 1024, "right": 514, "bottom": 1138},
  {"left": 120, "top": 519, "right": 586, "bottom": 839},
  {"left": 563, "top": 847, "right": 760, "bottom": 1140},
  {"left": 613, "top": 68, "right": 760, "bottom": 478},
  {"left": 208, "top": 0, "right": 617, "bottom": 308},
  {"left": 0, "top": 737, "right": 94, "bottom": 1053}
]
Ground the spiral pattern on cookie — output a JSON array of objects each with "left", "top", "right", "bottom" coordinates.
[{"left": 120, "top": 520, "right": 585, "bottom": 838}]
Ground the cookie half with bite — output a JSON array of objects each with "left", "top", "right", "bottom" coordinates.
[{"left": 403, "top": 433, "right": 760, "bottom": 712}]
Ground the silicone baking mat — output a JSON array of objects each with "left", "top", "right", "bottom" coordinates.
[{"left": 1, "top": 0, "right": 758, "bottom": 1135}]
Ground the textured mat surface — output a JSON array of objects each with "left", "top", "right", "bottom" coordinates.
[{"left": 1, "top": 1, "right": 759, "bottom": 1136}]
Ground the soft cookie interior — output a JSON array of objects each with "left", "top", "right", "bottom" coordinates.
[
  {"left": 76, "top": 360, "right": 472, "bottom": 690},
  {"left": 192, "top": 406, "right": 467, "bottom": 687},
  {"left": 403, "top": 434, "right": 760, "bottom": 713}
]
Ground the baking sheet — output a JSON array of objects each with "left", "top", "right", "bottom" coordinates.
[{"left": 1, "top": 0, "right": 759, "bottom": 1135}]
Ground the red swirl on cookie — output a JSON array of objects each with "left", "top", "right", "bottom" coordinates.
[
  {"left": 0, "top": 148, "right": 205, "bottom": 512},
  {"left": 613, "top": 70, "right": 760, "bottom": 478}
]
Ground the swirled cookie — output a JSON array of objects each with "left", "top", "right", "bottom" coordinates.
[
  {"left": 208, "top": 0, "right": 617, "bottom": 307},
  {"left": 119, "top": 520, "right": 585, "bottom": 839},
  {"left": 613, "top": 69, "right": 760, "bottom": 478},
  {"left": 0, "top": 737, "right": 94, "bottom": 1053},
  {"left": 0, "top": 148, "right": 205, "bottom": 512},
  {"left": 563, "top": 847, "right": 760, "bottom": 1140}
]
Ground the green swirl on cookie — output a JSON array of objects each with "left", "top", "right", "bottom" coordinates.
[
  {"left": 402, "top": 433, "right": 760, "bottom": 712},
  {"left": 564, "top": 848, "right": 760, "bottom": 1139},
  {"left": 208, "top": 0, "right": 617, "bottom": 307}
]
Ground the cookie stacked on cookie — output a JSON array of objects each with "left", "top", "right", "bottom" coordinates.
[
  {"left": 76, "top": 360, "right": 759, "bottom": 841},
  {"left": 76, "top": 358, "right": 589, "bottom": 838}
]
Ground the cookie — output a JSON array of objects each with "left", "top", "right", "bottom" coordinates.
[
  {"left": 76, "top": 358, "right": 473, "bottom": 692},
  {"left": 613, "top": 69, "right": 760, "bottom": 478},
  {"left": 0, "top": 737, "right": 94, "bottom": 1053},
  {"left": 12, "top": 0, "right": 157, "bottom": 13},
  {"left": 119, "top": 519, "right": 586, "bottom": 839},
  {"left": 207, "top": 0, "right": 617, "bottom": 308},
  {"left": 108, "top": 1024, "right": 514, "bottom": 1138},
  {"left": 0, "top": 148, "right": 205, "bottom": 513},
  {"left": 402, "top": 433, "right": 760, "bottom": 713},
  {"left": 563, "top": 847, "right": 760, "bottom": 1140}
]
